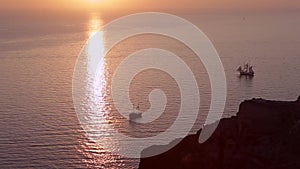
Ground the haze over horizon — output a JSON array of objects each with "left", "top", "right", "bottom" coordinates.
[{"left": 1, "top": 0, "right": 300, "bottom": 13}]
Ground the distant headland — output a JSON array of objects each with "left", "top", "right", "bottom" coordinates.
[{"left": 139, "top": 95, "right": 300, "bottom": 169}]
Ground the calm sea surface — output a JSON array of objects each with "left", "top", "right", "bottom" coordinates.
[{"left": 0, "top": 11, "right": 299, "bottom": 168}]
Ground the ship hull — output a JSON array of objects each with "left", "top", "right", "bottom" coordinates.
[{"left": 240, "top": 72, "right": 254, "bottom": 76}]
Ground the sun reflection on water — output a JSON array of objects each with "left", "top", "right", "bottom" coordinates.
[
  {"left": 76, "top": 13, "right": 139, "bottom": 168},
  {"left": 76, "top": 13, "right": 130, "bottom": 168},
  {"left": 88, "top": 13, "right": 103, "bottom": 38},
  {"left": 86, "top": 13, "right": 112, "bottom": 144}
]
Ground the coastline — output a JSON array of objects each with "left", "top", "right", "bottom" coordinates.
[{"left": 139, "top": 96, "right": 300, "bottom": 169}]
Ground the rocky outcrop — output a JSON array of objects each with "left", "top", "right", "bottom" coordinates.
[{"left": 139, "top": 96, "right": 300, "bottom": 169}]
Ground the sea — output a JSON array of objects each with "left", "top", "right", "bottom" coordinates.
[{"left": 0, "top": 10, "right": 299, "bottom": 168}]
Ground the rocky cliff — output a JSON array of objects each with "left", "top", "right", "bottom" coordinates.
[{"left": 139, "top": 96, "right": 300, "bottom": 169}]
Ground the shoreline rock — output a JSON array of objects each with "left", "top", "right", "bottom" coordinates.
[{"left": 139, "top": 96, "right": 300, "bottom": 169}]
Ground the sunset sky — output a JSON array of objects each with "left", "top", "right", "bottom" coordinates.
[{"left": 1, "top": 0, "right": 300, "bottom": 12}]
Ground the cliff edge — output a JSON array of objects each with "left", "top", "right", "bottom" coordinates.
[{"left": 139, "top": 96, "right": 300, "bottom": 169}]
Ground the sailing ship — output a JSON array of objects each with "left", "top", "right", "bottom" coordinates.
[
  {"left": 129, "top": 104, "right": 142, "bottom": 121},
  {"left": 237, "top": 63, "right": 255, "bottom": 76}
]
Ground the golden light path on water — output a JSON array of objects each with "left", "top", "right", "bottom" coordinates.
[
  {"left": 76, "top": 13, "right": 131, "bottom": 168},
  {"left": 88, "top": 13, "right": 103, "bottom": 38}
]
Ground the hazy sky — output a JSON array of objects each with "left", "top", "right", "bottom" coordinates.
[{"left": 1, "top": 0, "right": 300, "bottom": 12}]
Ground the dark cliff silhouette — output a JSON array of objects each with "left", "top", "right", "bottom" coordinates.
[{"left": 139, "top": 96, "right": 300, "bottom": 169}]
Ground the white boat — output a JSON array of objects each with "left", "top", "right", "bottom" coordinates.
[
  {"left": 129, "top": 104, "right": 142, "bottom": 121},
  {"left": 129, "top": 112, "right": 142, "bottom": 120}
]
